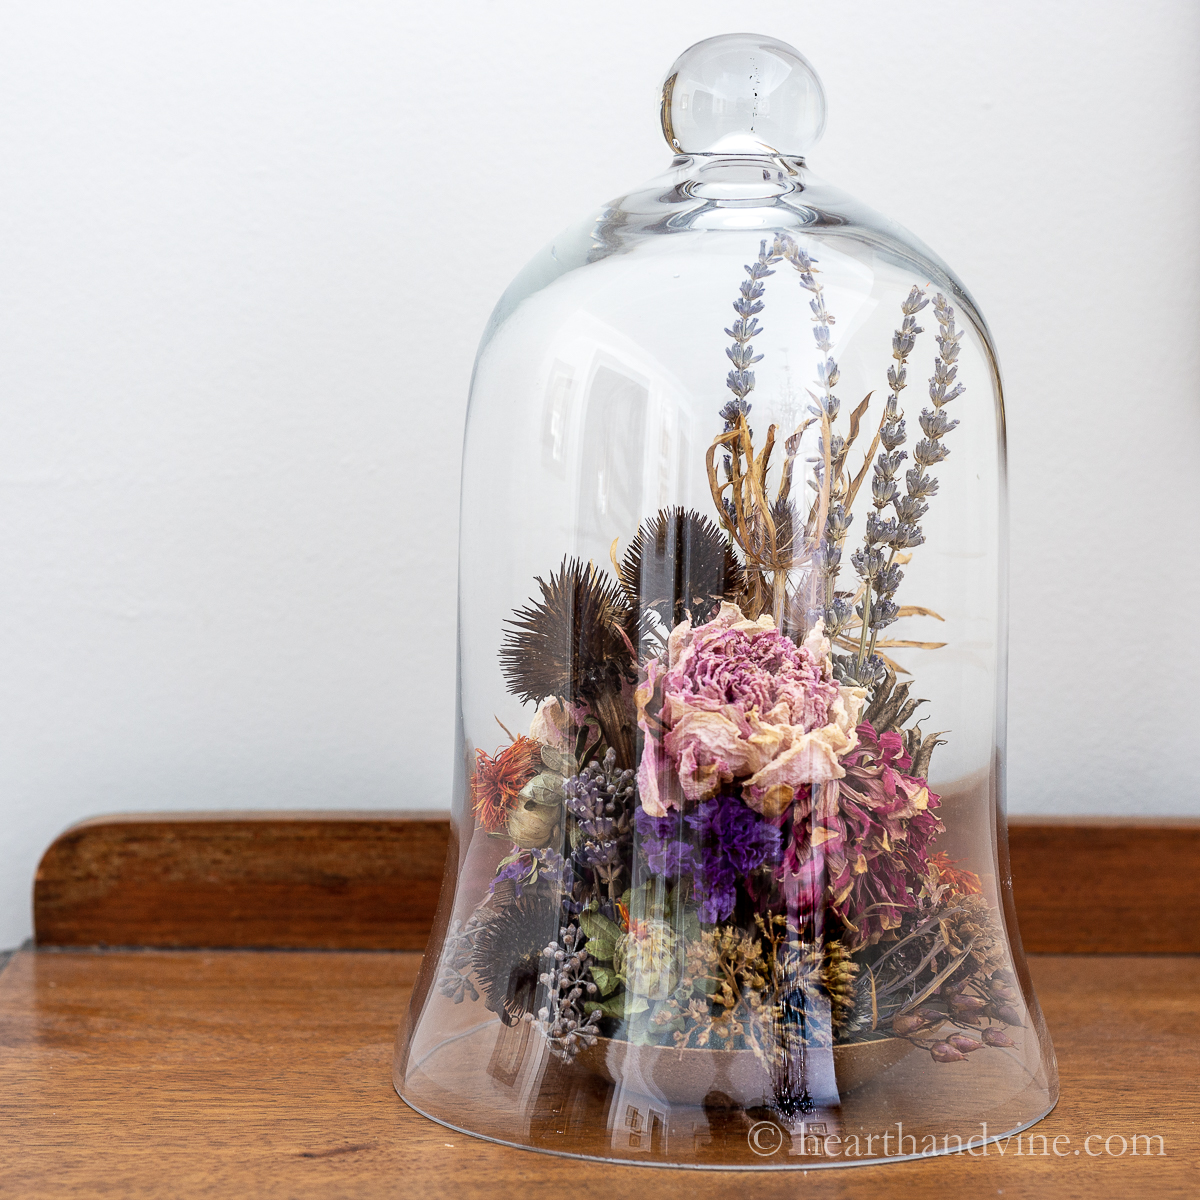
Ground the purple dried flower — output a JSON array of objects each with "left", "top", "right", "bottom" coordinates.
[
  {"left": 647, "top": 839, "right": 697, "bottom": 879},
  {"left": 694, "top": 879, "right": 738, "bottom": 925},
  {"left": 685, "top": 794, "right": 782, "bottom": 923},
  {"left": 634, "top": 807, "right": 695, "bottom": 879},
  {"left": 686, "top": 795, "right": 783, "bottom": 875},
  {"left": 634, "top": 807, "right": 680, "bottom": 842},
  {"left": 490, "top": 847, "right": 565, "bottom": 899},
  {"left": 635, "top": 794, "right": 781, "bottom": 922}
]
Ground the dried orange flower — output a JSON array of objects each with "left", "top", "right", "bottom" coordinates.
[
  {"left": 471, "top": 736, "right": 540, "bottom": 833},
  {"left": 930, "top": 851, "right": 982, "bottom": 897}
]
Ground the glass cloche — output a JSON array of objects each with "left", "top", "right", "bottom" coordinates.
[{"left": 394, "top": 32, "right": 1057, "bottom": 1168}]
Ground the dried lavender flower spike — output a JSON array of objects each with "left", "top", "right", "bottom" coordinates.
[
  {"left": 846, "top": 287, "right": 929, "bottom": 672},
  {"left": 722, "top": 239, "right": 785, "bottom": 420}
]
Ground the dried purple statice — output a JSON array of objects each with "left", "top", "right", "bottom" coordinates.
[
  {"left": 685, "top": 795, "right": 783, "bottom": 923},
  {"left": 633, "top": 806, "right": 697, "bottom": 878},
  {"left": 530, "top": 922, "right": 602, "bottom": 1061},
  {"left": 634, "top": 795, "right": 781, "bottom": 924}
]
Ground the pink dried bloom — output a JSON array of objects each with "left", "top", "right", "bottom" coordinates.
[
  {"left": 949, "top": 994, "right": 987, "bottom": 1016},
  {"left": 892, "top": 1012, "right": 927, "bottom": 1037},
  {"left": 528, "top": 697, "right": 590, "bottom": 752},
  {"left": 993, "top": 1004, "right": 1023, "bottom": 1027},
  {"left": 780, "top": 721, "right": 944, "bottom": 949},
  {"left": 635, "top": 603, "right": 864, "bottom": 817}
]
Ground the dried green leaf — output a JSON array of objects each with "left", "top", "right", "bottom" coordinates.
[{"left": 588, "top": 964, "right": 620, "bottom": 996}]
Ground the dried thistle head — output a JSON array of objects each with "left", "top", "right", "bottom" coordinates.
[
  {"left": 470, "top": 896, "right": 559, "bottom": 1026},
  {"left": 499, "top": 557, "right": 634, "bottom": 707},
  {"left": 617, "top": 507, "right": 745, "bottom": 630}
]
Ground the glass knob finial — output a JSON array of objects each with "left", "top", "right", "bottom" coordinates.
[{"left": 661, "top": 33, "right": 826, "bottom": 157}]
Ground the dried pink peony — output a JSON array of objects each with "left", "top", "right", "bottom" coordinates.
[{"left": 635, "top": 603, "right": 865, "bottom": 817}]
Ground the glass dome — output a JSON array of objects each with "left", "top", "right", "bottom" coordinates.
[{"left": 394, "top": 32, "right": 1057, "bottom": 1168}]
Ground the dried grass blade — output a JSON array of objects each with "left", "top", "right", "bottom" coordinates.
[
  {"left": 844, "top": 425, "right": 883, "bottom": 512},
  {"left": 873, "top": 649, "right": 911, "bottom": 676},
  {"left": 843, "top": 392, "right": 873, "bottom": 455},
  {"left": 609, "top": 537, "right": 622, "bottom": 582},
  {"left": 897, "top": 605, "right": 945, "bottom": 621},
  {"left": 749, "top": 424, "right": 778, "bottom": 558},
  {"left": 897, "top": 939, "right": 978, "bottom": 1015},
  {"left": 776, "top": 416, "right": 815, "bottom": 507}
]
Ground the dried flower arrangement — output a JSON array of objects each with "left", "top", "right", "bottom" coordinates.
[{"left": 440, "top": 234, "right": 1019, "bottom": 1105}]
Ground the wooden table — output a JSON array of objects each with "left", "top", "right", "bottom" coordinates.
[{"left": 1, "top": 812, "right": 1197, "bottom": 1197}]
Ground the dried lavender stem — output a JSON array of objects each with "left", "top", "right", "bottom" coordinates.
[
  {"left": 866, "top": 546, "right": 898, "bottom": 661},
  {"left": 848, "top": 286, "right": 931, "bottom": 681},
  {"left": 857, "top": 588, "right": 872, "bottom": 663}
]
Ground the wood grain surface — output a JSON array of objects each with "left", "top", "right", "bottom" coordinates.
[
  {"left": 33, "top": 810, "right": 452, "bottom": 951},
  {"left": 32, "top": 811, "right": 1200, "bottom": 953},
  {"left": 0, "top": 947, "right": 1195, "bottom": 1199},
  {"left": 1007, "top": 817, "right": 1200, "bottom": 954}
]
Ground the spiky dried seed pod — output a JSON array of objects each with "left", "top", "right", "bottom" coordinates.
[
  {"left": 500, "top": 558, "right": 634, "bottom": 707},
  {"left": 471, "top": 896, "right": 560, "bottom": 1027},
  {"left": 436, "top": 915, "right": 483, "bottom": 1004},
  {"left": 617, "top": 507, "right": 745, "bottom": 631},
  {"left": 500, "top": 558, "right": 637, "bottom": 765},
  {"left": 941, "top": 893, "right": 1009, "bottom": 977}
]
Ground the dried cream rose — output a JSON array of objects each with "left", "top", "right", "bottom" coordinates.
[{"left": 636, "top": 605, "right": 864, "bottom": 819}]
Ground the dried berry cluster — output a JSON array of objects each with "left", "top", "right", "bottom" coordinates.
[{"left": 530, "top": 922, "right": 602, "bottom": 1061}]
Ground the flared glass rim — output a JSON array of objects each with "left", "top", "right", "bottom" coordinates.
[{"left": 395, "top": 1085, "right": 1058, "bottom": 1171}]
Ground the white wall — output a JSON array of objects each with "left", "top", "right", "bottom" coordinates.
[{"left": 0, "top": 1, "right": 1196, "bottom": 946}]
